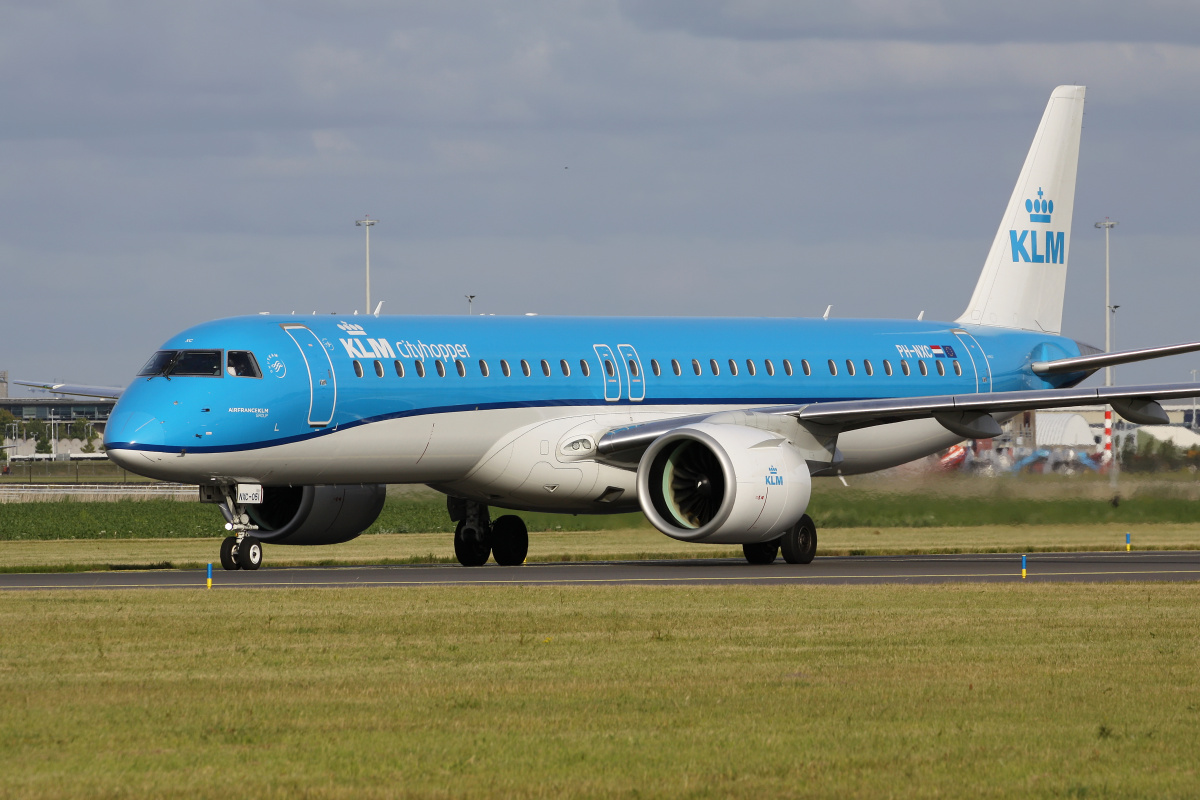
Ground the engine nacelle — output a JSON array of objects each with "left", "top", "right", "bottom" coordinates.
[
  {"left": 636, "top": 423, "right": 812, "bottom": 544},
  {"left": 243, "top": 484, "right": 387, "bottom": 545}
]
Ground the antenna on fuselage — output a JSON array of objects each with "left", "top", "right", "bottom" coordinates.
[
  {"left": 823, "top": 305, "right": 832, "bottom": 320},
  {"left": 917, "top": 310, "right": 925, "bottom": 321},
  {"left": 373, "top": 301, "right": 384, "bottom": 317}
]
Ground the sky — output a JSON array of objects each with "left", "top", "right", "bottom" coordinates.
[{"left": 4, "top": 0, "right": 1200, "bottom": 392}]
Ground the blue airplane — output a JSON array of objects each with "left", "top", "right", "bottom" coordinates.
[{"left": 21, "top": 85, "right": 1200, "bottom": 571}]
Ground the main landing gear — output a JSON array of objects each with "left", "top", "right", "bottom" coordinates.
[
  {"left": 217, "top": 487, "right": 263, "bottom": 571},
  {"left": 448, "top": 497, "right": 529, "bottom": 567},
  {"left": 742, "top": 514, "right": 818, "bottom": 565}
]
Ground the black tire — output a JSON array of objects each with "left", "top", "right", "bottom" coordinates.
[
  {"left": 742, "top": 540, "right": 779, "bottom": 565},
  {"left": 780, "top": 515, "right": 818, "bottom": 565},
  {"left": 236, "top": 537, "right": 263, "bottom": 571},
  {"left": 454, "top": 520, "right": 491, "bottom": 567},
  {"left": 220, "top": 536, "right": 240, "bottom": 571},
  {"left": 490, "top": 515, "right": 529, "bottom": 566}
]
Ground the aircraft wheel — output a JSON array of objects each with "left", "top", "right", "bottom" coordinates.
[
  {"left": 454, "top": 520, "right": 491, "bottom": 567},
  {"left": 490, "top": 515, "right": 529, "bottom": 566},
  {"left": 220, "top": 536, "right": 240, "bottom": 571},
  {"left": 742, "top": 540, "right": 778, "bottom": 565},
  {"left": 780, "top": 515, "right": 818, "bottom": 565},
  {"left": 237, "top": 537, "right": 263, "bottom": 571}
]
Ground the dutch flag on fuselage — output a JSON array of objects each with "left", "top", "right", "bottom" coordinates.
[{"left": 930, "top": 345, "right": 955, "bottom": 358}]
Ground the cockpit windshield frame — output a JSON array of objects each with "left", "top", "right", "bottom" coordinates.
[{"left": 138, "top": 350, "right": 224, "bottom": 379}]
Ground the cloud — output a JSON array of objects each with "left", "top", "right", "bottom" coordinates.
[{"left": 619, "top": 0, "right": 1200, "bottom": 44}]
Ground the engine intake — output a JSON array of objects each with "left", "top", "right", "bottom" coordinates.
[
  {"left": 244, "top": 484, "right": 387, "bottom": 545},
  {"left": 637, "top": 423, "right": 811, "bottom": 544}
]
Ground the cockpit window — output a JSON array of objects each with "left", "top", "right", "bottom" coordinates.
[
  {"left": 227, "top": 351, "right": 262, "bottom": 378},
  {"left": 137, "top": 349, "right": 223, "bottom": 378}
]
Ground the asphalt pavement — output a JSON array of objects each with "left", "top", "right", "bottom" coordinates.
[{"left": 3, "top": 551, "right": 1200, "bottom": 590}]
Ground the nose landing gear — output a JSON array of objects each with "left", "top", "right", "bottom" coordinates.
[{"left": 216, "top": 487, "right": 263, "bottom": 571}]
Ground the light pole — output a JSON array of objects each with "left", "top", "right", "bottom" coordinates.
[
  {"left": 1096, "top": 219, "right": 1119, "bottom": 493},
  {"left": 466, "top": 295, "right": 475, "bottom": 315},
  {"left": 356, "top": 216, "right": 376, "bottom": 314}
]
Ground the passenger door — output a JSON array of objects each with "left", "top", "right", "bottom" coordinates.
[
  {"left": 951, "top": 329, "right": 991, "bottom": 393},
  {"left": 282, "top": 325, "right": 337, "bottom": 426}
]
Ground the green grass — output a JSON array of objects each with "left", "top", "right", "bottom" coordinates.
[
  {"left": 6, "top": 474, "right": 1200, "bottom": 542},
  {"left": 2, "top": 584, "right": 1199, "bottom": 797}
]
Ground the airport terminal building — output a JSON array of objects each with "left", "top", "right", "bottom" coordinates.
[{"left": 1, "top": 372, "right": 115, "bottom": 459}]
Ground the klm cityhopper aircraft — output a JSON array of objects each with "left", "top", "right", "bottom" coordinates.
[{"left": 23, "top": 85, "right": 1200, "bottom": 570}]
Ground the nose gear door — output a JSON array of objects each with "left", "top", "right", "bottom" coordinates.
[{"left": 282, "top": 324, "right": 337, "bottom": 426}]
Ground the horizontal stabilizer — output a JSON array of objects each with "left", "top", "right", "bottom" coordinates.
[
  {"left": 1032, "top": 341, "right": 1200, "bottom": 376},
  {"left": 13, "top": 381, "right": 124, "bottom": 400}
]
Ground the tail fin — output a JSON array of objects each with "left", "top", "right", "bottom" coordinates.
[{"left": 958, "top": 85, "right": 1085, "bottom": 334}]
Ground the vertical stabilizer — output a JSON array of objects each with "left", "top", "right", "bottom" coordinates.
[{"left": 958, "top": 85, "right": 1085, "bottom": 334}]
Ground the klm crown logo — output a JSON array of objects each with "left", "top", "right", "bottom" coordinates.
[
  {"left": 1010, "top": 187, "right": 1065, "bottom": 265},
  {"left": 1026, "top": 187, "right": 1054, "bottom": 223},
  {"left": 765, "top": 465, "right": 784, "bottom": 486}
]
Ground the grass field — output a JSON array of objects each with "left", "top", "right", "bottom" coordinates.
[
  {"left": 2, "top": 584, "right": 1198, "bottom": 798},
  {"left": 5, "top": 474, "right": 1200, "bottom": 543}
]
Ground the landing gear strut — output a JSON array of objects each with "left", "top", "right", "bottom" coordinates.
[
  {"left": 217, "top": 487, "right": 263, "bottom": 571},
  {"left": 447, "top": 497, "right": 529, "bottom": 567}
]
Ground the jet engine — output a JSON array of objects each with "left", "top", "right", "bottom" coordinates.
[
  {"left": 636, "top": 423, "right": 811, "bottom": 544},
  {"left": 240, "top": 484, "right": 387, "bottom": 545}
]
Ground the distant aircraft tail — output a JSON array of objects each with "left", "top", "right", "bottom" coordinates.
[{"left": 958, "top": 85, "right": 1085, "bottom": 335}]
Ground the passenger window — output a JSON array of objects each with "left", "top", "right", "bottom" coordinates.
[
  {"left": 374, "top": 360, "right": 384, "bottom": 377},
  {"left": 883, "top": 359, "right": 892, "bottom": 376},
  {"left": 651, "top": 359, "right": 661, "bottom": 377},
  {"left": 827, "top": 359, "right": 837, "bottom": 376},
  {"left": 394, "top": 360, "right": 405, "bottom": 378},
  {"left": 727, "top": 359, "right": 738, "bottom": 376},
  {"left": 709, "top": 359, "right": 720, "bottom": 376},
  {"left": 764, "top": 359, "right": 774, "bottom": 376},
  {"left": 919, "top": 361, "right": 928, "bottom": 376},
  {"left": 845, "top": 359, "right": 856, "bottom": 377},
  {"left": 540, "top": 359, "right": 551, "bottom": 377},
  {"left": 226, "top": 351, "right": 262, "bottom": 378},
  {"left": 521, "top": 359, "right": 532, "bottom": 377},
  {"left": 629, "top": 359, "right": 639, "bottom": 377},
  {"left": 435, "top": 360, "right": 446, "bottom": 377},
  {"left": 953, "top": 360, "right": 962, "bottom": 376},
  {"left": 745, "top": 359, "right": 756, "bottom": 377},
  {"left": 579, "top": 359, "right": 591, "bottom": 377},
  {"left": 783, "top": 359, "right": 793, "bottom": 376},
  {"left": 802, "top": 359, "right": 812, "bottom": 376},
  {"left": 560, "top": 359, "right": 571, "bottom": 377},
  {"left": 415, "top": 361, "right": 426, "bottom": 378},
  {"left": 500, "top": 359, "right": 511, "bottom": 377},
  {"left": 901, "top": 360, "right": 910, "bottom": 376},
  {"left": 353, "top": 360, "right": 363, "bottom": 378},
  {"left": 864, "top": 360, "right": 873, "bottom": 377},
  {"left": 936, "top": 360, "right": 945, "bottom": 377},
  {"left": 692, "top": 359, "right": 702, "bottom": 376},
  {"left": 456, "top": 359, "right": 466, "bottom": 377},
  {"left": 604, "top": 360, "right": 615, "bottom": 377},
  {"left": 671, "top": 359, "right": 681, "bottom": 376},
  {"left": 479, "top": 360, "right": 489, "bottom": 377}
]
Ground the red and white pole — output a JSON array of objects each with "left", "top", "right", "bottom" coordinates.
[{"left": 1103, "top": 408, "right": 1113, "bottom": 466}]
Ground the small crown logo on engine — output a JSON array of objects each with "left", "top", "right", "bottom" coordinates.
[{"left": 1025, "top": 187, "right": 1053, "bottom": 223}]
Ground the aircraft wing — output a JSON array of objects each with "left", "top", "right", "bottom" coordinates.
[
  {"left": 597, "top": 382, "right": 1200, "bottom": 457},
  {"left": 1032, "top": 341, "right": 1200, "bottom": 376},
  {"left": 12, "top": 381, "right": 124, "bottom": 400}
]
